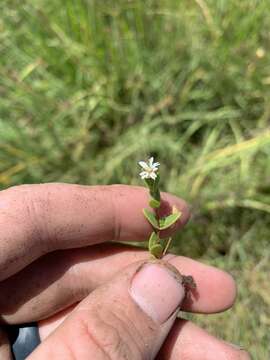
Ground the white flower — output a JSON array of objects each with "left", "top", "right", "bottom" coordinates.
[{"left": 138, "top": 157, "right": 160, "bottom": 180}]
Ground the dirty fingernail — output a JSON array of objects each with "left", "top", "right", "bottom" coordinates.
[{"left": 130, "top": 263, "right": 185, "bottom": 324}]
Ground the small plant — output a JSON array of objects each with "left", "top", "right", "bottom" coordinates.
[
  {"left": 138, "top": 157, "right": 182, "bottom": 259},
  {"left": 139, "top": 157, "right": 196, "bottom": 290}
]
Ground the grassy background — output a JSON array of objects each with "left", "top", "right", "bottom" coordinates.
[{"left": 1, "top": 0, "right": 270, "bottom": 358}]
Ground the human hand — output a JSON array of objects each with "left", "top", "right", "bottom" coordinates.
[{"left": 0, "top": 184, "right": 250, "bottom": 359}]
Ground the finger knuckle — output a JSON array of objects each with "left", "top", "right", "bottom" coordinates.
[
  {"left": 22, "top": 186, "right": 51, "bottom": 243},
  {"left": 108, "top": 186, "right": 122, "bottom": 242}
]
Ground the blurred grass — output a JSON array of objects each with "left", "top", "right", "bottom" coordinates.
[{"left": 0, "top": 0, "right": 270, "bottom": 358}]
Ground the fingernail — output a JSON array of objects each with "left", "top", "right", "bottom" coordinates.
[{"left": 130, "top": 262, "right": 185, "bottom": 324}]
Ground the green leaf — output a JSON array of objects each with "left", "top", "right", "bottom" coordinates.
[
  {"left": 148, "top": 231, "right": 159, "bottom": 249},
  {"left": 149, "top": 244, "right": 163, "bottom": 258},
  {"left": 159, "top": 211, "right": 182, "bottom": 230},
  {"left": 143, "top": 208, "right": 159, "bottom": 229},
  {"left": 148, "top": 232, "right": 163, "bottom": 258},
  {"left": 149, "top": 198, "right": 161, "bottom": 208}
]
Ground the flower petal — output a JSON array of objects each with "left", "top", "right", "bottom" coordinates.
[
  {"left": 150, "top": 172, "right": 157, "bottom": 180},
  {"left": 148, "top": 157, "right": 154, "bottom": 166},
  {"left": 140, "top": 171, "right": 148, "bottom": 179},
  {"left": 152, "top": 162, "right": 160, "bottom": 168},
  {"left": 138, "top": 161, "right": 148, "bottom": 170}
]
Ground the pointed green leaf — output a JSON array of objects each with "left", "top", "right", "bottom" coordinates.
[
  {"left": 143, "top": 208, "right": 159, "bottom": 229},
  {"left": 163, "top": 237, "right": 173, "bottom": 255},
  {"left": 148, "top": 231, "right": 159, "bottom": 249},
  {"left": 159, "top": 211, "right": 182, "bottom": 230},
  {"left": 149, "top": 198, "right": 161, "bottom": 208},
  {"left": 149, "top": 244, "right": 163, "bottom": 258}
]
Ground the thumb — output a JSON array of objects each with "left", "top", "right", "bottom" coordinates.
[{"left": 30, "top": 260, "right": 186, "bottom": 360}]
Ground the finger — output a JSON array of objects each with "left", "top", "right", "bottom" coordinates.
[
  {"left": 38, "top": 316, "right": 251, "bottom": 360},
  {"left": 168, "top": 254, "right": 236, "bottom": 313},
  {"left": 0, "top": 245, "right": 236, "bottom": 324},
  {"left": 0, "top": 184, "right": 189, "bottom": 281},
  {"left": 0, "top": 327, "right": 12, "bottom": 360},
  {"left": 29, "top": 260, "right": 186, "bottom": 360},
  {"left": 39, "top": 305, "right": 77, "bottom": 341},
  {"left": 157, "top": 320, "right": 251, "bottom": 360}
]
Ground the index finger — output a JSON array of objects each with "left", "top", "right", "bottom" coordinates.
[{"left": 0, "top": 183, "right": 189, "bottom": 281}]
